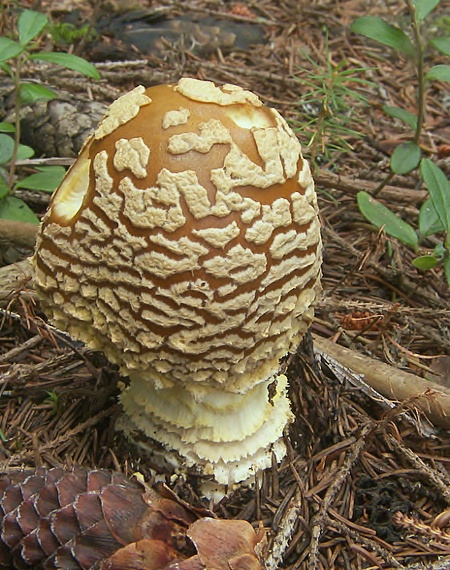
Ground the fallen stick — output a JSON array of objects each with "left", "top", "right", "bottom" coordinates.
[
  {"left": 315, "top": 171, "right": 427, "bottom": 204},
  {"left": 0, "top": 257, "right": 34, "bottom": 306},
  {"left": 0, "top": 220, "right": 38, "bottom": 249},
  {"left": 314, "top": 335, "right": 450, "bottom": 430}
]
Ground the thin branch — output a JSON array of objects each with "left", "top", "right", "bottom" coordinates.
[{"left": 314, "top": 335, "right": 450, "bottom": 430}]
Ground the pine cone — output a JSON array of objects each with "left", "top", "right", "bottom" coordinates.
[
  {"left": 0, "top": 467, "right": 264, "bottom": 570},
  {"left": 19, "top": 95, "right": 107, "bottom": 158}
]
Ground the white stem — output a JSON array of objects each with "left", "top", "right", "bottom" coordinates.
[{"left": 120, "top": 373, "right": 293, "bottom": 488}]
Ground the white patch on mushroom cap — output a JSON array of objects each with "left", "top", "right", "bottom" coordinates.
[
  {"left": 94, "top": 85, "right": 152, "bottom": 139},
  {"left": 167, "top": 119, "right": 232, "bottom": 154},
  {"left": 162, "top": 107, "right": 190, "bottom": 129},
  {"left": 203, "top": 244, "right": 267, "bottom": 283},
  {"left": 192, "top": 221, "right": 240, "bottom": 249},
  {"left": 210, "top": 138, "right": 291, "bottom": 193},
  {"left": 113, "top": 137, "right": 150, "bottom": 178},
  {"left": 176, "top": 77, "right": 262, "bottom": 107},
  {"left": 120, "top": 174, "right": 186, "bottom": 232},
  {"left": 245, "top": 198, "right": 292, "bottom": 245}
]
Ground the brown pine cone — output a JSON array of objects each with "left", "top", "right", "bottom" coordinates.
[{"left": 0, "top": 467, "right": 264, "bottom": 570}]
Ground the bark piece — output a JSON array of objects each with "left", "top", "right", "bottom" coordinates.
[{"left": 314, "top": 335, "right": 450, "bottom": 430}]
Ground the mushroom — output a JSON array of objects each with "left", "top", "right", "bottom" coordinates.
[{"left": 33, "top": 78, "right": 322, "bottom": 496}]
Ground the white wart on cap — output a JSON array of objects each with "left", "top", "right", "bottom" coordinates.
[{"left": 33, "top": 78, "right": 322, "bottom": 494}]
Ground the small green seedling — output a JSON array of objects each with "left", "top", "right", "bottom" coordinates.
[
  {"left": 49, "top": 21, "right": 95, "bottom": 48},
  {"left": 351, "top": 0, "right": 450, "bottom": 285},
  {"left": 0, "top": 9, "right": 100, "bottom": 224},
  {"left": 44, "top": 388, "right": 62, "bottom": 414},
  {"left": 292, "top": 33, "right": 372, "bottom": 172}
]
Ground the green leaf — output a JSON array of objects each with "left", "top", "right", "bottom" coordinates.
[
  {"left": 350, "top": 16, "right": 416, "bottom": 59},
  {"left": 431, "top": 37, "right": 450, "bottom": 57},
  {"left": 434, "top": 243, "right": 446, "bottom": 257},
  {"left": 390, "top": 142, "right": 422, "bottom": 174},
  {"left": 383, "top": 105, "right": 418, "bottom": 129},
  {"left": 49, "top": 22, "right": 93, "bottom": 46},
  {"left": 412, "top": 255, "right": 440, "bottom": 270},
  {"left": 0, "top": 122, "right": 16, "bottom": 133},
  {"left": 0, "top": 134, "right": 14, "bottom": 164},
  {"left": 16, "top": 144, "right": 35, "bottom": 161},
  {"left": 0, "top": 133, "right": 33, "bottom": 165},
  {"left": 0, "top": 37, "right": 23, "bottom": 62},
  {"left": 412, "top": 0, "right": 440, "bottom": 22},
  {"left": 19, "top": 83, "right": 56, "bottom": 105},
  {"left": 419, "top": 197, "right": 445, "bottom": 236},
  {"left": 357, "top": 191, "right": 419, "bottom": 250},
  {"left": 0, "top": 196, "right": 39, "bottom": 224},
  {"left": 15, "top": 166, "right": 65, "bottom": 193},
  {"left": 0, "top": 62, "right": 13, "bottom": 76},
  {"left": 0, "top": 177, "right": 9, "bottom": 199},
  {"left": 421, "top": 159, "right": 450, "bottom": 232},
  {"left": 18, "top": 10, "right": 48, "bottom": 45},
  {"left": 426, "top": 64, "right": 450, "bottom": 82},
  {"left": 30, "top": 52, "right": 101, "bottom": 80}
]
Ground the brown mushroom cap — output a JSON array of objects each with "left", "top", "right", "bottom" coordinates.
[{"left": 33, "top": 78, "right": 322, "bottom": 490}]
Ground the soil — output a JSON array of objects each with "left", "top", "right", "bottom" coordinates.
[{"left": 1, "top": 1, "right": 450, "bottom": 569}]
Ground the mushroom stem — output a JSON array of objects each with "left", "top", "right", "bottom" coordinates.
[{"left": 120, "top": 373, "right": 293, "bottom": 491}]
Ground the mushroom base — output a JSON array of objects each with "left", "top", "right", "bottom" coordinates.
[{"left": 119, "top": 373, "right": 293, "bottom": 496}]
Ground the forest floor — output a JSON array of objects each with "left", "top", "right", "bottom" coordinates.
[{"left": 1, "top": 1, "right": 450, "bottom": 568}]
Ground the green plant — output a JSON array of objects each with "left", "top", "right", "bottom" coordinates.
[
  {"left": 351, "top": 0, "right": 450, "bottom": 285},
  {"left": 44, "top": 388, "right": 62, "bottom": 414},
  {"left": 0, "top": 8, "right": 100, "bottom": 224},
  {"left": 292, "top": 33, "right": 372, "bottom": 172},
  {"left": 48, "top": 21, "right": 95, "bottom": 48}
]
